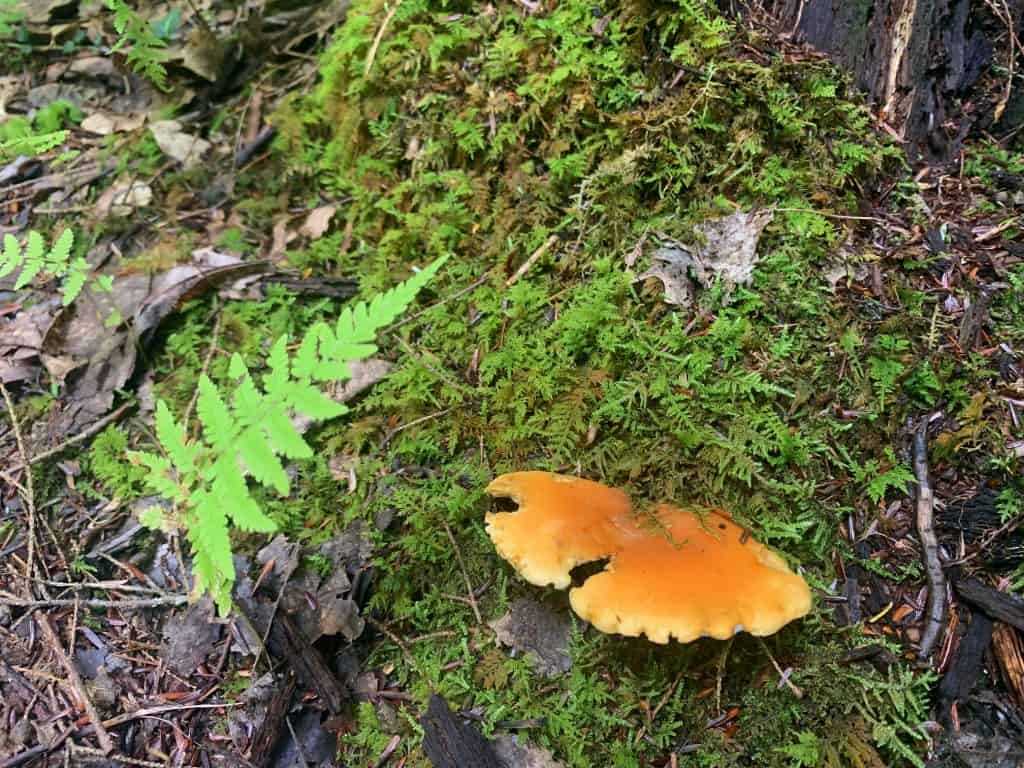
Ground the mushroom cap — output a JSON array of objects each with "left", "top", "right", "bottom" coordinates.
[{"left": 485, "top": 471, "right": 812, "bottom": 644}]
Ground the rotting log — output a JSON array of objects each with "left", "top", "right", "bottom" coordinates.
[
  {"left": 265, "top": 614, "right": 347, "bottom": 714},
  {"left": 955, "top": 577, "right": 1024, "bottom": 632},
  {"left": 992, "top": 622, "right": 1024, "bottom": 710},
  {"left": 743, "top": 0, "right": 1016, "bottom": 160},
  {"left": 420, "top": 695, "right": 505, "bottom": 768},
  {"left": 938, "top": 610, "right": 993, "bottom": 722},
  {"left": 247, "top": 674, "right": 297, "bottom": 768}
]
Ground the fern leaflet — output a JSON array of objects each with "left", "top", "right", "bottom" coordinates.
[{"left": 1, "top": 228, "right": 91, "bottom": 304}]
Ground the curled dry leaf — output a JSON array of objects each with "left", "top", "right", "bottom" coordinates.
[
  {"left": 150, "top": 120, "right": 212, "bottom": 169},
  {"left": 636, "top": 208, "right": 775, "bottom": 306},
  {"left": 299, "top": 204, "right": 338, "bottom": 240},
  {"left": 486, "top": 472, "right": 811, "bottom": 644}
]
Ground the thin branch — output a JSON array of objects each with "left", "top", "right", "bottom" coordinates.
[
  {"left": 442, "top": 520, "right": 482, "bottom": 624},
  {"left": 37, "top": 613, "right": 115, "bottom": 755},
  {"left": 0, "top": 595, "right": 187, "bottom": 609},
  {"left": 364, "top": 2, "right": 401, "bottom": 76},
  {"left": 506, "top": 233, "right": 559, "bottom": 287},
  {"left": 758, "top": 638, "right": 804, "bottom": 698},
  {"left": 1, "top": 381, "right": 36, "bottom": 596},
  {"left": 6, "top": 402, "right": 134, "bottom": 473},
  {"left": 913, "top": 418, "right": 946, "bottom": 660}
]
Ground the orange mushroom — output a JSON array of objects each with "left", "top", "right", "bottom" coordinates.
[{"left": 485, "top": 471, "right": 812, "bottom": 644}]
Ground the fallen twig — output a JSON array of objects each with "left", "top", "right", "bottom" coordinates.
[
  {"left": 442, "top": 519, "right": 482, "bottom": 624},
  {"left": 913, "top": 418, "right": 946, "bottom": 660},
  {"left": 37, "top": 613, "right": 115, "bottom": 755},
  {"left": 14, "top": 402, "right": 134, "bottom": 472},
  {"left": 1, "top": 380, "right": 37, "bottom": 596},
  {"left": 506, "top": 234, "right": 559, "bottom": 287},
  {"left": 758, "top": 638, "right": 804, "bottom": 698},
  {"left": 0, "top": 594, "right": 187, "bottom": 609},
  {"left": 364, "top": 2, "right": 401, "bottom": 76}
]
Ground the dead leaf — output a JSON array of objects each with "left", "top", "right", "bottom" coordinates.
[
  {"left": 691, "top": 208, "right": 775, "bottom": 286},
  {"left": 81, "top": 111, "right": 146, "bottom": 136},
  {"left": 491, "top": 598, "right": 572, "bottom": 678},
  {"left": 160, "top": 597, "right": 221, "bottom": 676},
  {"left": 636, "top": 245, "right": 697, "bottom": 307},
  {"left": 40, "top": 251, "right": 266, "bottom": 433},
  {"left": 635, "top": 209, "right": 775, "bottom": 306},
  {"left": 493, "top": 735, "right": 565, "bottom": 768},
  {"left": 95, "top": 179, "right": 153, "bottom": 217},
  {"left": 299, "top": 205, "right": 338, "bottom": 240},
  {"left": 150, "top": 120, "right": 212, "bottom": 168}
]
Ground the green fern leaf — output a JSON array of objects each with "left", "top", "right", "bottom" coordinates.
[
  {"left": 264, "top": 407, "right": 313, "bottom": 459},
  {"left": 61, "top": 257, "right": 90, "bottom": 305},
  {"left": 212, "top": 463, "right": 276, "bottom": 532},
  {"left": 189, "top": 490, "right": 235, "bottom": 613},
  {"left": 233, "top": 372, "right": 264, "bottom": 419},
  {"left": 197, "top": 375, "right": 237, "bottom": 453},
  {"left": 45, "top": 228, "right": 73, "bottom": 274},
  {"left": 287, "top": 381, "right": 347, "bottom": 420},
  {"left": 293, "top": 322, "right": 331, "bottom": 380},
  {"left": 133, "top": 451, "right": 187, "bottom": 501},
  {"left": 228, "top": 352, "right": 248, "bottom": 380},
  {"left": 330, "top": 256, "right": 448, "bottom": 361},
  {"left": 155, "top": 400, "right": 195, "bottom": 477},
  {"left": 13, "top": 231, "right": 45, "bottom": 290},
  {"left": 0, "top": 234, "right": 20, "bottom": 279},
  {"left": 263, "top": 336, "right": 292, "bottom": 400},
  {"left": 238, "top": 425, "right": 290, "bottom": 495}
]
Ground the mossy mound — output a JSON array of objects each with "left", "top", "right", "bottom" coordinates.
[{"left": 258, "top": 1, "right": 949, "bottom": 765}]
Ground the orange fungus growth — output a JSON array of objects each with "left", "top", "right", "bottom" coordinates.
[{"left": 485, "top": 471, "right": 812, "bottom": 644}]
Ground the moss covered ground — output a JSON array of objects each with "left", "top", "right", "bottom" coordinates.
[{"left": 72, "top": 1, "right": 1024, "bottom": 765}]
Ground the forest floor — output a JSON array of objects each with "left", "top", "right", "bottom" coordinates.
[{"left": 1, "top": 2, "right": 1024, "bottom": 767}]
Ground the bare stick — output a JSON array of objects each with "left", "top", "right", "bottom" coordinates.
[
  {"left": 715, "top": 635, "right": 734, "bottom": 714},
  {"left": 913, "top": 418, "right": 946, "bottom": 660},
  {"left": 182, "top": 308, "right": 223, "bottom": 430},
  {"left": 1, "top": 595, "right": 187, "bottom": 609},
  {"left": 442, "top": 520, "right": 482, "bottom": 624},
  {"left": 6, "top": 402, "right": 133, "bottom": 473},
  {"left": 1, "top": 381, "right": 36, "bottom": 596},
  {"left": 506, "top": 234, "right": 559, "bottom": 287},
  {"left": 36, "top": 613, "right": 115, "bottom": 755},
  {"left": 364, "top": 2, "right": 400, "bottom": 76},
  {"left": 758, "top": 638, "right": 804, "bottom": 698}
]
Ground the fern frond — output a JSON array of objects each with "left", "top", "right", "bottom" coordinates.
[
  {"left": 331, "top": 256, "right": 448, "bottom": 361},
  {"left": 188, "top": 490, "right": 235, "bottom": 613},
  {"left": 45, "top": 229, "right": 73, "bottom": 271},
  {"left": 133, "top": 257, "right": 447, "bottom": 614}
]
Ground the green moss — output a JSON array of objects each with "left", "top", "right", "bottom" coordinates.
[{"left": 130, "top": 0, "right": 1018, "bottom": 764}]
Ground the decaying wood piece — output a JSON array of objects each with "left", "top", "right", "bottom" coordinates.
[
  {"left": 265, "top": 613, "right": 347, "bottom": 714},
  {"left": 420, "top": 695, "right": 505, "bottom": 768},
  {"left": 938, "top": 610, "right": 993, "bottom": 724},
  {"left": 955, "top": 577, "right": 1024, "bottom": 632},
  {"left": 749, "top": 0, "right": 1001, "bottom": 158},
  {"left": 912, "top": 421, "right": 946, "bottom": 660},
  {"left": 992, "top": 622, "right": 1024, "bottom": 710},
  {"left": 248, "top": 674, "right": 297, "bottom": 768}
]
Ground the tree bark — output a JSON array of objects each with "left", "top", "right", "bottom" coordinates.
[{"left": 745, "top": 0, "right": 1020, "bottom": 160}]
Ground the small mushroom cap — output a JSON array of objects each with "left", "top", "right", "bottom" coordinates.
[{"left": 486, "top": 472, "right": 812, "bottom": 644}]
